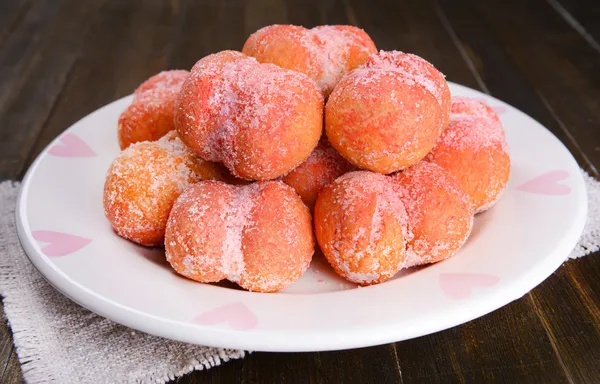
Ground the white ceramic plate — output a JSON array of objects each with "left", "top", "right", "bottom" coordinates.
[{"left": 16, "top": 83, "right": 587, "bottom": 352}]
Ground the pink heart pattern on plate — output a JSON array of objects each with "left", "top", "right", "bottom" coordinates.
[
  {"left": 48, "top": 132, "right": 96, "bottom": 157},
  {"left": 516, "top": 170, "right": 571, "bottom": 195},
  {"left": 32, "top": 230, "right": 92, "bottom": 257},
  {"left": 193, "top": 302, "right": 258, "bottom": 330},
  {"left": 440, "top": 273, "right": 500, "bottom": 299}
]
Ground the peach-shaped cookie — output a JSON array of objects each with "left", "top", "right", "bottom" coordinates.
[
  {"left": 103, "top": 132, "right": 229, "bottom": 246},
  {"left": 282, "top": 139, "right": 355, "bottom": 210},
  {"left": 426, "top": 97, "right": 510, "bottom": 213},
  {"left": 314, "top": 171, "right": 408, "bottom": 285},
  {"left": 165, "top": 180, "right": 314, "bottom": 292},
  {"left": 243, "top": 25, "right": 377, "bottom": 96},
  {"left": 175, "top": 51, "right": 323, "bottom": 180},
  {"left": 364, "top": 51, "right": 451, "bottom": 133},
  {"left": 325, "top": 51, "right": 445, "bottom": 173},
  {"left": 393, "top": 161, "right": 474, "bottom": 267},
  {"left": 450, "top": 96, "right": 502, "bottom": 130},
  {"left": 118, "top": 70, "right": 189, "bottom": 149}
]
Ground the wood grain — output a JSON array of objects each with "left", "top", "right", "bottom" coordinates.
[
  {"left": 285, "top": 0, "right": 348, "bottom": 27},
  {"left": 0, "top": 1, "right": 31, "bottom": 49},
  {"left": 0, "top": 0, "right": 103, "bottom": 180},
  {"left": 0, "top": 1, "right": 100, "bottom": 381},
  {"left": 469, "top": 0, "right": 600, "bottom": 173},
  {"left": 396, "top": 301, "right": 571, "bottom": 383},
  {"left": 348, "top": 0, "right": 480, "bottom": 90},
  {"left": 438, "top": 0, "right": 598, "bottom": 176},
  {"left": 180, "top": 347, "right": 403, "bottom": 384},
  {"left": 438, "top": 0, "right": 600, "bottom": 382},
  {"left": 0, "top": 0, "right": 599, "bottom": 383},
  {"left": 21, "top": 0, "right": 176, "bottom": 174},
  {"left": 528, "top": 259, "right": 600, "bottom": 383},
  {"left": 548, "top": 0, "right": 600, "bottom": 51},
  {"left": 167, "top": 0, "right": 246, "bottom": 71}
]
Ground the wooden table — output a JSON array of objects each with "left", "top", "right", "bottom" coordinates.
[{"left": 1, "top": 0, "right": 599, "bottom": 382}]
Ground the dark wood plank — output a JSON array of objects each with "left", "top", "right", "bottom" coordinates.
[
  {"left": 347, "top": 0, "right": 479, "bottom": 90},
  {"left": 0, "top": 1, "right": 61, "bottom": 117},
  {"left": 0, "top": 1, "right": 103, "bottom": 381},
  {"left": 0, "top": 0, "right": 103, "bottom": 180},
  {"left": 435, "top": 0, "right": 598, "bottom": 176},
  {"left": 244, "top": 0, "right": 288, "bottom": 36},
  {"left": 0, "top": 0, "right": 31, "bottom": 49},
  {"left": 20, "top": 0, "right": 178, "bottom": 176},
  {"left": 347, "top": 0, "right": 573, "bottom": 381},
  {"left": 437, "top": 0, "right": 600, "bottom": 381},
  {"left": 174, "top": 357, "right": 247, "bottom": 384},
  {"left": 167, "top": 0, "right": 246, "bottom": 71},
  {"left": 285, "top": 0, "right": 348, "bottom": 27},
  {"left": 396, "top": 300, "right": 570, "bottom": 383},
  {"left": 3, "top": 1, "right": 176, "bottom": 379},
  {"left": 548, "top": 0, "right": 600, "bottom": 52},
  {"left": 180, "top": 346, "right": 402, "bottom": 384},
  {"left": 468, "top": 0, "right": 600, "bottom": 172},
  {"left": 528, "top": 259, "right": 600, "bottom": 383},
  {"left": 284, "top": 0, "right": 318, "bottom": 27}
]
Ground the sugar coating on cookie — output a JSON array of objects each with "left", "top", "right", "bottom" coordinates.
[
  {"left": 103, "top": 132, "right": 228, "bottom": 246},
  {"left": 165, "top": 180, "right": 314, "bottom": 292},
  {"left": 364, "top": 51, "right": 451, "bottom": 133},
  {"left": 243, "top": 25, "right": 377, "bottom": 96},
  {"left": 314, "top": 171, "right": 409, "bottom": 285},
  {"left": 426, "top": 97, "right": 510, "bottom": 213},
  {"left": 325, "top": 50, "right": 445, "bottom": 173},
  {"left": 134, "top": 70, "right": 190, "bottom": 96},
  {"left": 282, "top": 139, "right": 356, "bottom": 210},
  {"left": 393, "top": 161, "right": 474, "bottom": 267},
  {"left": 176, "top": 51, "right": 323, "bottom": 180},
  {"left": 118, "top": 70, "right": 189, "bottom": 149},
  {"left": 450, "top": 96, "right": 502, "bottom": 130}
]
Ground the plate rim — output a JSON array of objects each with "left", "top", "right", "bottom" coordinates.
[{"left": 16, "top": 83, "right": 588, "bottom": 352}]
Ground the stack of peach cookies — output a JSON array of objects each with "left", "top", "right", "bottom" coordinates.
[{"left": 104, "top": 25, "right": 510, "bottom": 292}]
